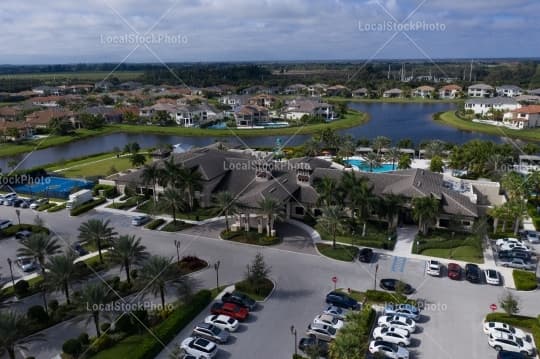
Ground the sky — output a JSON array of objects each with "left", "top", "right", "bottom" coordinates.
[{"left": 0, "top": 0, "right": 539, "bottom": 64}]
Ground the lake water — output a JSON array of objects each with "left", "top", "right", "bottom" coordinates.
[{"left": 1, "top": 102, "right": 510, "bottom": 171}]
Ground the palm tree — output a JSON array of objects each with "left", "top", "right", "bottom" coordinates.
[
  {"left": 398, "top": 154, "right": 412, "bottom": 169},
  {"left": 353, "top": 179, "right": 377, "bottom": 236},
  {"left": 161, "top": 187, "right": 186, "bottom": 224},
  {"left": 45, "top": 252, "right": 78, "bottom": 304},
  {"left": 214, "top": 191, "right": 237, "bottom": 232},
  {"left": 141, "top": 162, "right": 161, "bottom": 203},
  {"left": 385, "top": 147, "right": 401, "bottom": 170},
  {"left": 109, "top": 235, "right": 149, "bottom": 284},
  {"left": 139, "top": 256, "right": 176, "bottom": 309},
  {"left": 78, "top": 219, "right": 117, "bottom": 264},
  {"left": 0, "top": 311, "right": 43, "bottom": 359},
  {"left": 337, "top": 136, "right": 356, "bottom": 159},
  {"left": 424, "top": 140, "right": 446, "bottom": 159},
  {"left": 379, "top": 194, "right": 405, "bottom": 230},
  {"left": 364, "top": 152, "right": 381, "bottom": 172},
  {"left": 303, "top": 138, "right": 321, "bottom": 157},
  {"left": 315, "top": 177, "right": 339, "bottom": 206},
  {"left": 17, "top": 233, "right": 61, "bottom": 275},
  {"left": 412, "top": 196, "right": 440, "bottom": 235},
  {"left": 178, "top": 168, "right": 203, "bottom": 211},
  {"left": 318, "top": 206, "right": 346, "bottom": 249},
  {"left": 258, "top": 198, "right": 284, "bottom": 237},
  {"left": 77, "top": 283, "right": 111, "bottom": 337},
  {"left": 372, "top": 136, "right": 391, "bottom": 155},
  {"left": 160, "top": 156, "right": 179, "bottom": 188}
]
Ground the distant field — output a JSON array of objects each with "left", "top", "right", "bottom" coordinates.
[{"left": 0, "top": 71, "right": 144, "bottom": 81}]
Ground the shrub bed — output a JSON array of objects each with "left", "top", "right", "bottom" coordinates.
[
  {"left": 513, "top": 270, "right": 538, "bottom": 291},
  {"left": 315, "top": 221, "right": 397, "bottom": 250},
  {"left": 221, "top": 230, "right": 281, "bottom": 246},
  {"left": 316, "top": 243, "right": 359, "bottom": 262},
  {"left": 1, "top": 224, "right": 49, "bottom": 237},
  {"left": 144, "top": 218, "right": 165, "bottom": 230},
  {"left": 161, "top": 221, "right": 194, "bottom": 232},
  {"left": 93, "top": 184, "right": 119, "bottom": 199},
  {"left": 70, "top": 197, "right": 106, "bottom": 216},
  {"left": 37, "top": 203, "right": 56, "bottom": 211},
  {"left": 235, "top": 278, "right": 274, "bottom": 301},
  {"left": 47, "top": 203, "right": 67, "bottom": 212},
  {"left": 413, "top": 229, "right": 483, "bottom": 263},
  {"left": 329, "top": 306, "right": 376, "bottom": 358},
  {"left": 108, "top": 196, "right": 145, "bottom": 210}
]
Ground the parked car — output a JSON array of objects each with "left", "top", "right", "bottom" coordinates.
[
  {"left": 377, "top": 315, "right": 416, "bottom": 334},
  {"left": 484, "top": 322, "right": 531, "bottom": 342},
  {"left": 373, "top": 326, "right": 411, "bottom": 346},
  {"left": 204, "top": 314, "right": 239, "bottom": 332},
  {"left": 500, "top": 258, "right": 536, "bottom": 271},
  {"left": 29, "top": 198, "right": 48, "bottom": 210},
  {"left": 298, "top": 337, "right": 329, "bottom": 357},
  {"left": 306, "top": 323, "right": 337, "bottom": 342},
  {"left": 131, "top": 215, "right": 150, "bottom": 226},
  {"left": 358, "top": 248, "right": 374, "bottom": 263},
  {"left": 325, "top": 291, "right": 360, "bottom": 310},
  {"left": 180, "top": 337, "right": 218, "bottom": 359},
  {"left": 15, "top": 230, "right": 32, "bottom": 240},
  {"left": 192, "top": 323, "right": 229, "bottom": 344},
  {"left": 20, "top": 199, "right": 33, "bottom": 208},
  {"left": 447, "top": 262, "right": 462, "bottom": 280},
  {"left": 379, "top": 279, "right": 414, "bottom": 295},
  {"left": 72, "top": 243, "right": 89, "bottom": 256},
  {"left": 323, "top": 305, "right": 349, "bottom": 320},
  {"left": 488, "top": 332, "right": 534, "bottom": 356},
  {"left": 499, "top": 242, "right": 531, "bottom": 253},
  {"left": 498, "top": 250, "right": 532, "bottom": 262},
  {"left": 210, "top": 302, "right": 248, "bottom": 321},
  {"left": 368, "top": 340, "right": 410, "bottom": 359},
  {"left": 222, "top": 291, "right": 256, "bottom": 311},
  {"left": 0, "top": 219, "right": 13, "bottom": 230},
  {"left": 383, "top": 304, "right": 420, "bottom": 321},
  {"left": 16, "top": 256, "right": 38, "bottom": 272},
  {"left": 3, "top": 198, "right": 14, "bottom": 206},
  {"left": 526, "top": 232, "right": 540, "bottom": 244},
  {"left": 484, "top": 269, "right": 501, "bottom": 286},
  {"left": 12, "top": 199, "right": 24, "bottom": 207},
  {"left": 465, "top": 263, "right": 482, "bottom": 283},
  {"left": 496, "top": 237, "right": 522, "bottom": 247},
  {"left": 497, "top": 350, "right": 527, "bottom": 359},
  {"left": 426, "top": 259, "right": 441, "bottom": 276},
  {"left": 313, "top": 314, "right": 344, "bottom": 330}
]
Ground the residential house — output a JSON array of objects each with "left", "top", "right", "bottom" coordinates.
[
  {"left": 31, "top": 96, "right": 62, "bottom": 108},
  {"left": 352, "top": 88, "right": 369, "bottom": 98},
  {"left": 66, "top": 84, "right": 94, "bottom": 94},
  {"left": 467, "top": 84, "right": 494, "bottom": 98},
  {"left": 464, "top": 98, "right": 520, "bottom": 116},
  {"left": 31, "top": 86, "right": 61, "bottom": 96},
  {"left": 283, "top": 84, "right": 307, "bottom": 95},
  {"left": 308, "top": 84, "right": 328, "bottom": 97},
  {"left": 496, "top": 85, "right": 523, "bottom": 97},
  {"left": 0, "top": 107, "right": 21, "bottom": 122},
  {"left": 119, "top": 82, "right": 143, "bottom": 91},
  {"left": 0, "top": 120, "right": 33, "bottom": 140},
  {"left": 528, "top": 89, "right": 540, "bottom": 96},
  {"left": 515, "top": 95, "right": 540, "bottom": 104},
  {"left": 25, "top": 109, "right": 76, "bottom": 129},
  {"left": 248, "top": 94, "right": 278, "bottom": 108},
  {"left": 94, "top": 81, "right": 114, "bottom": 91},
  {"left": 83, "top": 106, "right": 124, "bottom": 123},
  {"left": 139, "top": 103, "right": 177, "bottom": 119},
  {"left": 282, "top": 98, "right": 337, "bottom": 121},
  {"left": 438, "top": 84, "right": 462, "bottom": 99},
  {"left": 234, "top": 105, "right": 269, "bottom": 127},
  {"left": 383, "top": 88, "right": 403, "bottom": 98},
  {"left": 413, "top": 86, "right": 435, "bottom": 98},
  {"left": 174, "top": 103, "right": 221, "bottom": 127},
  {"left": 325, "top": 85, "right": 350, "bottom": 97},
  {"left": 218, "top": 94, "right": 249, "bottom": 108},
  {"left": 503, "top": 105, "right": 540, "bottom": 129}
]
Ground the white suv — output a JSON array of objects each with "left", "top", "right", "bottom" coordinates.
[
  {"left": 180, "top": 337, "right": 218, "bottom": 358},
  {"left": 426, "top": 260, "right": 441, "bottom": 276},
  {"left": 488, "top": 332, "right": 534, "bottom": 356}
]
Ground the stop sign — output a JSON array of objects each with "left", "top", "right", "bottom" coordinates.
[
  {"left": 490, "top": 303, "right": 497, "bottom": 312},
  {"left": 332, "top": 276, "right": 338, "bottom": 284}
]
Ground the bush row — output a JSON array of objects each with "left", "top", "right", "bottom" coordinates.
[
  {"left": 37, "top": 203, "right": 56, "bottom": 211},
  {"left": 70, "top": 197, "right": 106, "bottom": 216},
  {"left": 93, "top": 184, "right": 119, "bottom": 199},
  {"left": 144, "top": 218, "right": 165, "bottom": 230},
  {"left": 1, "top": 224, "right": 49, "bottom": 237},
  {"left": 415, "top": 237, "right": 481, "bottom": 253},
  {"left": 364, "top": 290, "right": 416, "bottom": 305},
  {"left": 47, "top": 203, "right": 67, "bottom": 212},
  {"left": 513, "top": 270, "right": 538, "bottom": 291}
]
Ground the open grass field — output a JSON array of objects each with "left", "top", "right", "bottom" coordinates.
[{"left": 0, "top": 71, "right": 144, "bottom": 81}]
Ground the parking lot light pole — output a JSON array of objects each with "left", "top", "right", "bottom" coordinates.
[
  {"left": 214, "top": 261, "right": 221, "bottom": 289},
  {"left": 374, "top": 263, "right": 379, "bottom": 290},
  {"left": 290, "top": 325, "right": 297, "bottom": 355},
  {"left": 173, "top": 240, "right": 181, "bottom": 263},
  {"left": 7, "top": 258, "right": 15, "bottom": 289}
]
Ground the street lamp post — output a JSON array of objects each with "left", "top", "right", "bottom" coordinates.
[
  {"left": 7, "top": 258, "right": 15, "bottom": 289},
  {"left": 290, "top": 325, "right": 297, "bottom": 355},
  {"left": 374, "top": 263, "right": 379, "bottom": 291},
  {"left": 173, "top": 240, "right": 181, "bottom": 263},
  {"left": 214, "top": 261, "right": 221, "bottom": 289}
]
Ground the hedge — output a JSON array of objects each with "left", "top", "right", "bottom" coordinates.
[
  {"left": 93, "top": 184, "right": 119, "bottom": 199},
  {"left": 90, "top": 290, "right": 213, "bottom": 359},
  {"left": 70, "top": 197, "right": 106, "bottom": 216},
  {"left": 144, "top": 218, "right": 165, "bottom": 230},
  {"left": 513, "top": 270, "right": 538, "bottom": 291},
  {"left": 364, "top": 290, "right": 416, "bottom": 305},
  {"left": 47, "top": 203, "right": 67, "bottom": 212},
  {"left": 1, "top": 224, "right": 49, "bottom": 237},
  {"left": 37, "top": 203, "right": 56, "bottom": 211}
]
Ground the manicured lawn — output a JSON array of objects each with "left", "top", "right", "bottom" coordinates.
[
  {"left": 47, "top": 153, "right": 150, "bottom": 178},
  {"left": 513, "top": 270, "right": 538, "bottom": 291},
  {"left": 221, "top": 230, "right": 281, "bottom": 246},
  {"left": 107, "top": 196, "right": 146, "bottom": 210},
  {"left": 161, "top": 221, "right": 194, "bottom": 232},
  {"left": 316, "top": 221, "right": 397, "bottom": 250},
  {"left": 316, "top": 243, "right": 359, "bottom": 262},
  {"left": 137, "top": 201, "right": 218, "bottom": 220},
  {"left": 414, "top": 229, "right": 484, "bottom": 263},
  {"left": 235, "top": 278, "right": 274, "bottom": 301}
]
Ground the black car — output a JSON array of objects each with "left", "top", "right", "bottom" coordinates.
[
  {"left": 497, "top": 350, "right": 526, "bottom": 359},
  {"left": 379, "top": 279, "right": 414, "bottom": 295},
  {"left": 358, "top": 248, "right": 374, "bottom": 263},
  {"left": 298, "top": 337, "right": 329, "bottom": 357},
  {"left": 325, "top": 291, "right": 360, "bottom": 310},
  {"left": 12, "top": 198, "right": 24, "bottom": 207},
  {"left": 72, "top": 243, "right": 89, "bottom": 257},
  {"left": 15, "top": 230, "right": 32, "bottom": 240},
  {"left": 222, "top": 291, "right": 257, "bottom": 311},
  {"left": 465, "top": 263, "right": 481, "bottom": 283}
]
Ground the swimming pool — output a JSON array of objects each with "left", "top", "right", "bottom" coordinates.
[
  {"left": 345, "top": 159, "right": 396, "bottom": 173},
  {"left": 13, "top": 177, "right": 94, "bottom": 199}
]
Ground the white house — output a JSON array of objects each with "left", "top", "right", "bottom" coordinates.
[
  {"left": 383, "top": 88, "right": 403, "bottom": 98},
  {"left": 174, "top": 104, "right": 220, "bottom": 127},
  {"left": 282, "top": 99, "right": 337, "bottom": 121},
  {"left": 496, "top": 85, "right": 523, "bottom": 97},
  {"left": 503, "top": 105, "right": 540, "bottom": 129},
  {"left": 218, "top": 94, "right": 249, "bottom": 108},
  {"left": 468, "top": 84, "right": 494, "bottom": 98},
  {"left": 413, "top": 86, "right": 435, "bottom": 98},
  {"left": 464, "top": 98, "right": 520, "bottom": 115}
]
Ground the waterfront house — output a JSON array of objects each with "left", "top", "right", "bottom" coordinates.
[
  {"left": 248, "top": 94, "right": 278, "bottom": 108},
  {"left": 282, "top": 98, "right": 337, "bottom": 121},
  {"left": 352, "top": 88, "right": 369, "bottom": 98},
  {"left": 234, "top": 105, "right": 269, "bottom": 127},
  {"left": 438, "top": 84, "right": 462, "bottom": 99},
  {"left": 219, "top": 94, "right": 250, "bottom": 108},
  {"left": 25, "top": 109, "right": 76, "bottom": 129},
  {"left": 464, "top": 98, "right": 520, "bottom": 116},
  {"left": 467, "top": 84, "right": 494, "bottom": 98},
  {"left": 283, "top": 84, "right": 307, "bottom": 95},
  {"left": 174, "top": 103, "right": 221, "bottom": 127},
  {"left": 0, "top": 120, "right": 33, "bottom": 140},
  {"left": 83, "top": 106, "right": 124, "bottom": 123},
  {"left": 308, "top": 84, "right": 328, "bottom": 97},
  {"left": 383, "top": 88, "right": 403, "bottom": 98},
  {"left": 325, "top": 85, "right": 350, "bottom": 97},
  {"left": 496, "top": 85, "right": 523, "bottom": 97},
  {"left": 413, "top": 86, "right": 435, "bottom": 98},
  {"left": 503, "top": 105, "right": 540, "bottom": 129}
]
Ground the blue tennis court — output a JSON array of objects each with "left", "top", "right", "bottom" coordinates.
[{"left": 13, "top": 177, "right": 94, "bottom": 199}]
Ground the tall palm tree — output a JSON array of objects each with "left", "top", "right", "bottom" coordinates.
[
  {"left": 77, "top": 283, "right": 111, "bottom": 337},
  {"left": 178, "top": 168, "right": 203, "bottom": 211},
  {"left": 372, "top": 136, "right": 391, "bottom": 155},
  {"left": 78, "top": 219, "right": 117, "bottom": 264},
  {"left": 161, "top": 187, "right": 186, "bottom": 224},
  {"left": 303, "top": 138, "right": 321, "bottom": 157},
  {"left": 0, "top": 311, "right": 43, "bottom": 359},
  {"left": 385, "top": 147, "right": 401, "bottom": 170},
  {"left": 424, "top": 140, "right": 446, "bottom": 159},
  {"left": 161, "top": 156, "right": 180, "bottom": 188},
  {"left": 109, "top": 235, "right": 149, "bottom": 284},
  {"left": 378, "top": 194, "right": 405, "bottom": 230},
  {"left": 139, "top": 256, "right": 176, "bottom": 309},
  {"left": 337, "top": 136, "right": 355, "bottom": 159},
  {"left": 45, "top": 252, "right": 78, "bottom": 304},
  {"left": 141, "top": 162, "right": 161, "bottom": 203},
  {"left": 315, "top": 177, "right": 339, "bottom": 206},
  {"left": 318, "top": 206, "right": 346, "bottom": 249},
  {"left": 17, "top": 233, "right": 61, "bottom": 275},
  {"left": 214, "top": 191, "right": 237, "bottom": 232},
  {"left": 258, "top": 198, "right": 284, "bottom": 237},
  {"left": 412, "top": 196, "right": 440, "bottom": 235},
  {"left": 364, "top": 152, "right": 381, "bottom": 172}
]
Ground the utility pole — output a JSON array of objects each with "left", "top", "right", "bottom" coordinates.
[{"left": 213, "top": 261, "right": 221, "bottom": 289}]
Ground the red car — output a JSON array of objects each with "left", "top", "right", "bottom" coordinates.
[
  {"left": 210, "top": 302, "right": 249, "bottom": 321},
  {"left": 447, "top": 263, "right": 461, "bottom": 280}
]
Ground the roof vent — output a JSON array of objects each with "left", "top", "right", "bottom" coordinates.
[{"left": 417, "top": 181, "right": 422, "bottom": 187}]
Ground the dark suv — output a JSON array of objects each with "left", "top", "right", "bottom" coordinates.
[
  {"left": 325, "top": 291, "right": 360, "bottom": 310},
  {"left": 222, "top": 291, "right": 257, "bottom": 311},
  {"left": 465, "top": 263, "right": 481, "bottom": 283},
  {"left": 358, "top": 248, "right": 374, "bottom": 263}
]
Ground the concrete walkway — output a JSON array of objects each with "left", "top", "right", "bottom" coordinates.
[{"left": 393, "top": 225, "right": 418, "bottom": 257}]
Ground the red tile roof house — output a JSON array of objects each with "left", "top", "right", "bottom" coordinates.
[
  {"left": 248, "top": 94, "right": 278, "bottom": 108},
  {"left": 234, "top": 105, "right": 269, "bottom": 127},
  {"left": 503, "top": 105, "right": 540, "bottom": 129},
  {"left": 0, "top": 107, "right": 22, "bottom": 121},
  {"left": 0, "top": 120, "right": 34, "bottom": 141},
  {"left": 413, "top": 85, "right": 435, "bottom": 98},
  {"left": 439, "top": 85, "right": 462, "bottom": 99},
  {"left": 25, "top": 109, "right": 77, "bottom": 129}
]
